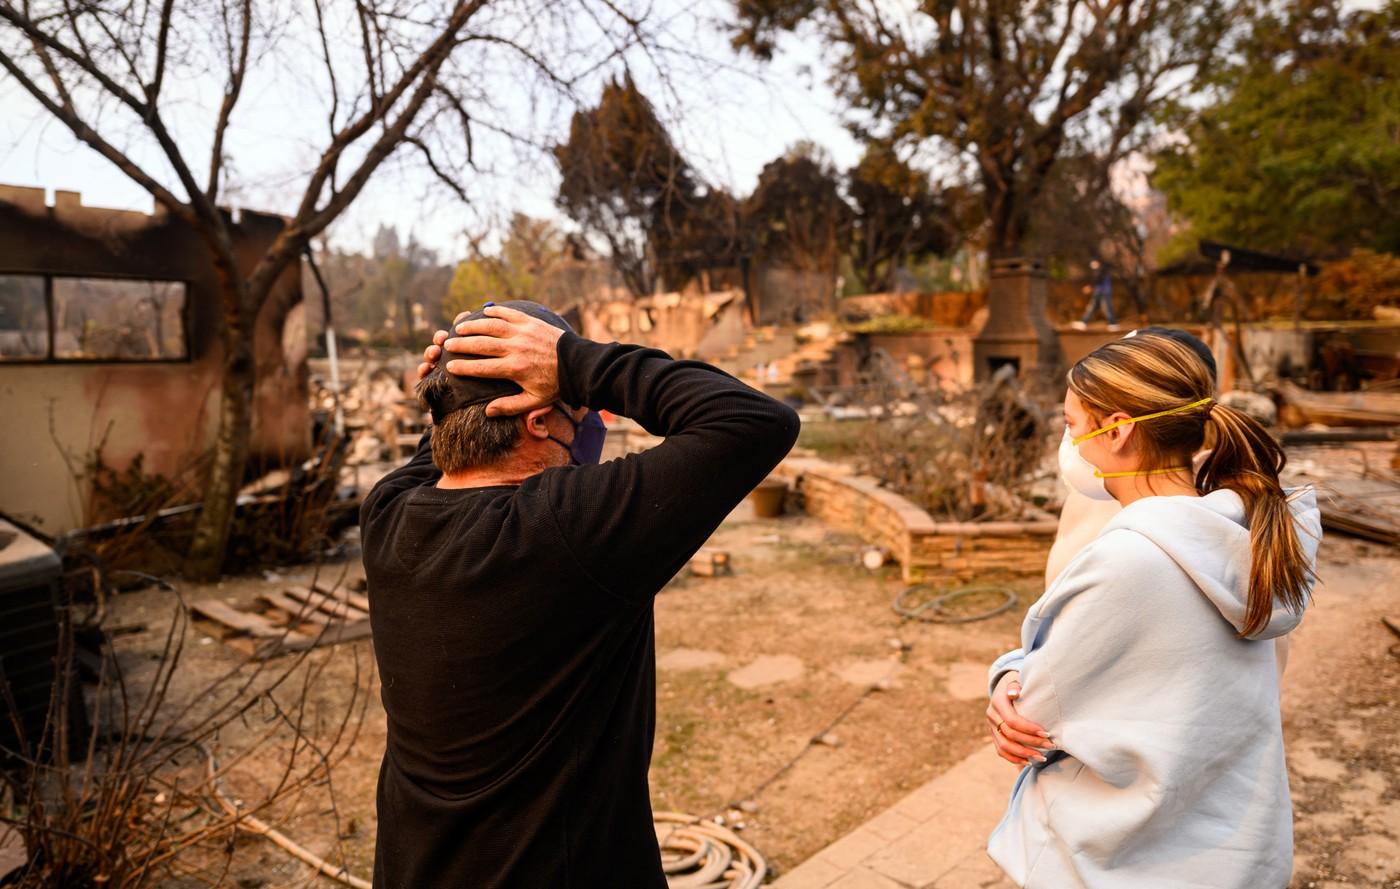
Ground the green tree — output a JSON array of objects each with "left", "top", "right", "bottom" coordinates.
[
  {"left": 1153, "top": 1, "right": 1400, "bottom": 257},
  {"left": 443, "top": 259, "right": 504, "bottom": 319},
  {"left": 443, "top": 214, "right": 567, "bottom": 318},
  {"left": 732, "top": 0, "right": 1238, "bottom": 260}
]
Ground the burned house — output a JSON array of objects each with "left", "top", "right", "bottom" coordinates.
[
  {"left": 0, "top": 185, "right": 309, "bottom": 535},
  {"left": 1155, "top": 239, "right": 1319, "bottom": 324}
]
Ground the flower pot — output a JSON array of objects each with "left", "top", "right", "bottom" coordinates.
[{"left": 748, "top": 478, "right": 789, "bottom": 518}]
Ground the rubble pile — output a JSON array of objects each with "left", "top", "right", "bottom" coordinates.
[{"left": 310, "top": 354, "right": 426, "bottom": 491}]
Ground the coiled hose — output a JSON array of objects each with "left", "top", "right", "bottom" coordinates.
[
  {"left": 655, "top": 811, "right": 768, "bottom": 889},
  {"left": 893, "top": 583, "right": 1018, "bottom": 623}
]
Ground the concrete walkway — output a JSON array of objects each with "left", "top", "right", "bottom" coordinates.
[{"left": 773, "top": 744, "right": 1016, "bottom": 889}]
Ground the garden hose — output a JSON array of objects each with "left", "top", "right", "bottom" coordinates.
[
  {"left": 894, "top": 583, "right": 1018, "bottom": 623},
  {"left": 655, "top": 811, "right": 768, "bottom": 889}
]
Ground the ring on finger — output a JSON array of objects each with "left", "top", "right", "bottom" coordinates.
[{"left": 995, "top": 719, "right": 1007, "bottom": 735}]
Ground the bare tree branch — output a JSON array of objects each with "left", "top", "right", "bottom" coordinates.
[
  {"left": 207, "top": 0, "right": 252, "bottom": 202},
  {"left": 289, "top": 0, "right": 487, "bottom": 228},
  {"left": 354, "top": 0, "right": 382, "bottom": 111},
  {"left": 1, "top": 0, "right": 671, "bottom": 576},
  {"left": 243, "top": 2, "right": 489, "bottom": 302},
  {"left": 147, "top": 0, "right": 175, "bottom": 102},
  {"left": 0, "top": 3, "right": 225, "bottom": 237},
  {"left": 0, "top": 48, "right": 196, "bottom": 225},
  {"left": 0, "top": 4, "right": 150, "bottom": 117},
  {"left": 406, "top": 134, "right": 469, "bottom": 203},
  {"left": 310, "top": 0, "right": 341, "bottom": 137},
  {"left": 436, "top": 84, "right": 475, "bottom": 167}
]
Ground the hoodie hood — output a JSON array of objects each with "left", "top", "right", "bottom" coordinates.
[{"left": 1102, "top": 486, "right": 1321, "bottom": 639}]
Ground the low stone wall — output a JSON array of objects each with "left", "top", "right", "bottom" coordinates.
[
  {"left": 907, "top": 520, "right": 1058, "bottom": 580},
  {"left": 775, "top": 458, "right": 1056, "bottom": 582},
  {"left": 775, "top": 459, "right": 931, "bottom": 576}
]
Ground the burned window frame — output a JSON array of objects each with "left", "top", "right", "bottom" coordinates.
[
  {"left": 0, "top": 272, "right": 48, "bottom": 360},
  {"left": 0, "top": 272, "right": 191, "bottom": 364}
]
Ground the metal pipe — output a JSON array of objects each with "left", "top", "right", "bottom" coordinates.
[{"left": 304, "top": 246, "right": 345, "bottom": 436}]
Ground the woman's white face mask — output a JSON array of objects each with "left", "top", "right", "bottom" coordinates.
[
  {"left": 1058, "top": 427, "right": 1115, "bottom": 501},
  {"left": 1057, "top": 395, "right": 1215, "bottom": 500}
]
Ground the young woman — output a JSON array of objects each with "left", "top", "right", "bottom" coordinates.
[
  {"left": 1041, "top": 329, "right": 1291, "bottom": 679},
  {"left": 985, "top": 334, "right": 1320, "bottom": 888}
]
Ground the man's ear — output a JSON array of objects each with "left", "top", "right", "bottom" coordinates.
[{"left": 522, "top": 406, "right": 555, "bottom": 440}]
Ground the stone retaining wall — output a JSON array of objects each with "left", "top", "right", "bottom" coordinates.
[{"left": 775, "top": 458, "right": 1056, "bottom": 582}]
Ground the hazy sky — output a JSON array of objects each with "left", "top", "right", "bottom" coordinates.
[
  {"left": 0, "top": 1, "right": 857, "bottom": 259},
  {"left": 0, "top": 0, "right": 1383, "bottom": 260}
]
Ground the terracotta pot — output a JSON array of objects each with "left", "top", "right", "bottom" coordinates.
[{"left": 748, "top": 478, "right": 789, "bottom": 518}]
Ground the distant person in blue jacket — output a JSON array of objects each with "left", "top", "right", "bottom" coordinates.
[{"left": 1072, "top": 259, "right": 1118, "bottom": 331}]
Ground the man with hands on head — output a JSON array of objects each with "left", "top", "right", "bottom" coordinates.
[{"left": 359, "top": 300, "right": 799, "bottom": 889}]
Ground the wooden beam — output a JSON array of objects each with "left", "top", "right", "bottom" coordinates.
[
  {"left": 191, "top": 600, "right": 285, "bottom": 637},
  {"left": 285, "top": 586, "right": 370, "bottom": 621},
  {"left": 259, "top": 590, "right": 337, "bottom": 626}
]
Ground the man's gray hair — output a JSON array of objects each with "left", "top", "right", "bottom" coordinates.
[{"left": 416, "top": 373, "right": 520, "bottom": 474}]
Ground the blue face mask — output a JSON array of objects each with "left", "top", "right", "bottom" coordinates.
[{"left": 549, "top": 405, "right": 607, "bottom": 466}]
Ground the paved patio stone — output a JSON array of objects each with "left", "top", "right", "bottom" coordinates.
[
  {"left": 815, "top": 827, "right": 889, "bottom": 869},
  {"left": 827, "top": 865, "right": 911, "bottom": 889},
  {"left": 773, "top": 744, "right": 1016, "bottom": 889},
  {"left": 726, "top": 654, "right": 804, "bottom": 688},
  {"left": 774, "top": 855, "right": 846, "bottom": 889}
]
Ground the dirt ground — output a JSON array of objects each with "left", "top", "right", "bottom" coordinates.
[
  {"left": 94, "top": 466, "right": 1400, "bottom": 887},
  {"left": 648, "top": 505, "right": 1041, "bottom": 873},
  {"left": 1280, "top": 535, "right": 1400, "bottom": 888}
]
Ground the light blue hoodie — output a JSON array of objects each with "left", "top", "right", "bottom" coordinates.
[{"left": 987, "top": 487, "right": 1322, "bottom": 889}]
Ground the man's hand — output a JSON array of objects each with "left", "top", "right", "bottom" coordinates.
[
  {"left": 442, "top": 304, "right": 564, "bottom": 416},
  {"left": 416, "top": 310, "right": 473, "bottom": 381},
  {"left": 986, "top": 671, "right": 1055, "bottom": 768}
]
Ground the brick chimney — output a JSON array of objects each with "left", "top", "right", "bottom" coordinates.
[{"left": 972, "top": 257, "right": 1062, "bottom": 384}]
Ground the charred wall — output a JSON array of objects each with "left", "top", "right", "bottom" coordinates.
[{"left": 0, "top": 185, "right": 308, "bottom": 534}]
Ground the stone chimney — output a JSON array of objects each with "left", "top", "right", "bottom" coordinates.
[{"left": 972, "top": 257, "right": 1061, "bottom": 384}]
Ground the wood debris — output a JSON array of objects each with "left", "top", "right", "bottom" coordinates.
[
  {"left": 1277, "top": 381, "right": 1400, "bottom": 428},
  {"left": 688, "top": 548, "right": 732, "bottom": 577},
  {"left": 1312, "top": 478, "right": 1400, "bottom": 547},
  {"left": 191, "top": 584, "right": 371, "bottom": 659}
]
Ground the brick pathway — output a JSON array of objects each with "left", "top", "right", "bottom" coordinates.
[{"left": 773, "top": 744, "right": 1016, "bottom": 889}]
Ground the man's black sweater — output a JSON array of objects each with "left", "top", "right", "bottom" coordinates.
[{"left": 360, "top": 332, "right": 800, "bottom": 888}]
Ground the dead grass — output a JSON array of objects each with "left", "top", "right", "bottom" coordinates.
[{"left": 794, "top": 418, "right": 866, "bottom": 460}]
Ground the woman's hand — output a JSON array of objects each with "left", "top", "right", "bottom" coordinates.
[{"left": 987, "top": 672, "right": 1055, "bottom": 767}]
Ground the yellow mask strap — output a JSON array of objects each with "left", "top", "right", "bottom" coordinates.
[
  {"left": 1095, "top": 466, "right": 1190, "bottom": 479},
  {"left": 1072, "top": 396, "right": 1214, "bottom": 446}
]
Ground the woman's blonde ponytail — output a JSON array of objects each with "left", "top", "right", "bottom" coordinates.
[{"left": 1196, "top": 402, "right": 1314, "bottom": 637}]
